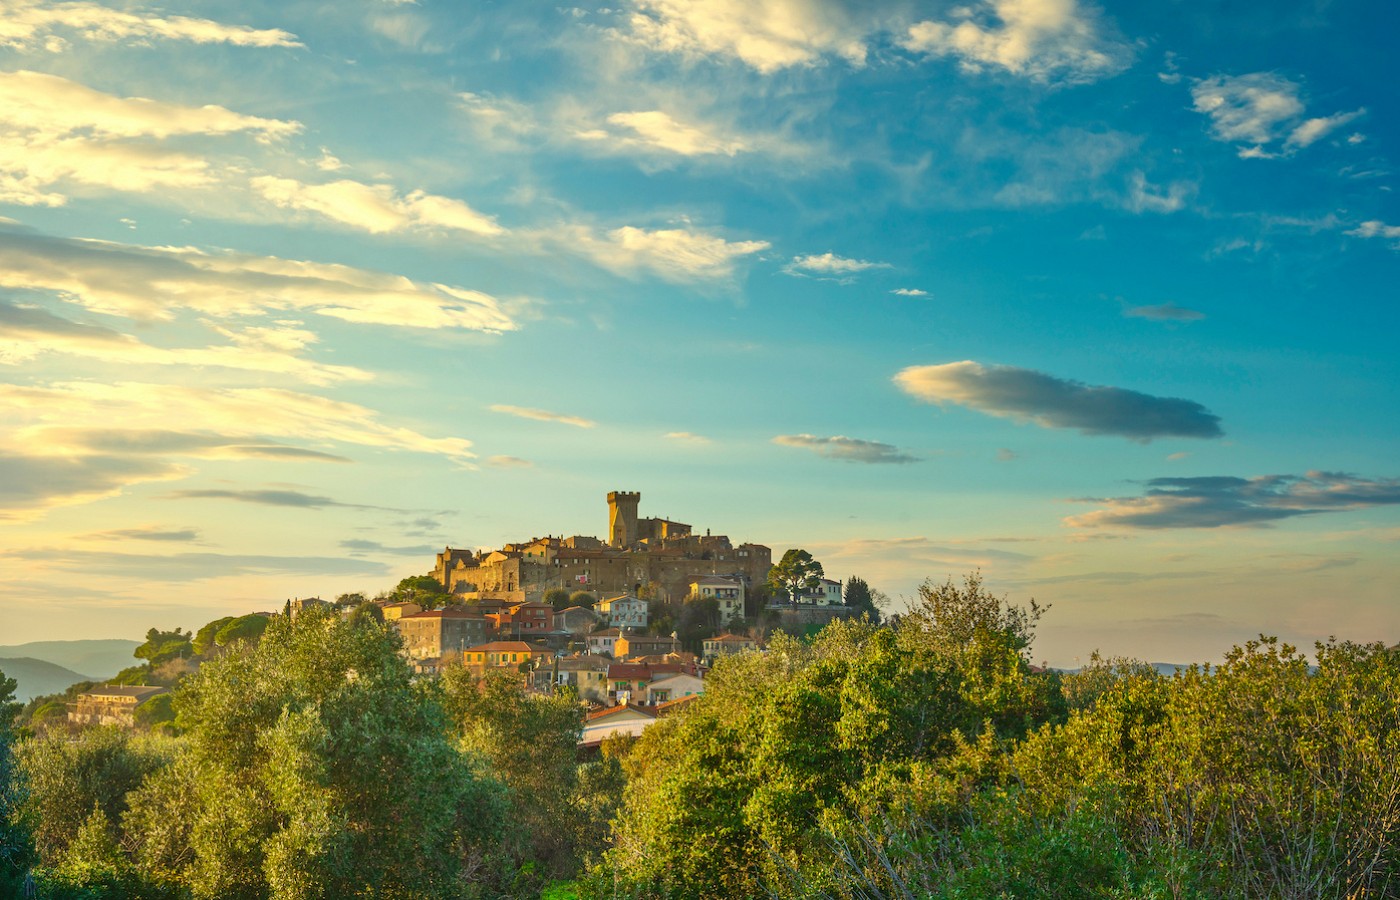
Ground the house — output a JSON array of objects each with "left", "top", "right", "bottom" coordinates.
[
  {"left": 69, "top": 685, "right": 168, "bottom": 727},
  {"left": 686, "top": 575, "right": 746, "bottom": 623},
  {"left": 462, "top": 641, "right": 554, "bottom": 674},
  {"left": 580, "top": 703, "right": 656, "bottom": 746},
  {"left": 598, "top": 595, "right": 649, "bottom": 630},
  {"left": 614, "top": 634, "right": 680, "bottom": 660},
  {"left": 644, "top": 673, "right": 704, "bottom": 704},
  {"left": 534, "top": 654, "right": 611, "bottom": 702},
  {"left": 487, "top": 601, "right": 554, "bottom": 638},
  {"left": 554, "top": 605, "right": 600, "bottom": 635},
  {"left": 378, "top": 601, "right": 422, "bottom": 622},
  {"left": 396, "top": 608, "right": 489, "bottom": 660},
  {"left": 796, "top": 578, "right": 844, "bottom": 606},
  {"left": 587, "top": 627, "right": 621, "bottom": 657},
  {"left": 607, "top": 663, "right": 655, "bottom": 702},
  {"left": 703, "top": 633, "right": 762, "bottom": 659}
]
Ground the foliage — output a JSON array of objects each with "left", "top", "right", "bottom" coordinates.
[
  {"left": 134, "top": 694, "right": 177, "bottom": 733},
  {"left": 842, "top": 576, "right": 883, "bottom": 624},
  {"left": 191, "top": 618, "right": 236, "bottom": 657},
  {"left": 674, "top": 597, "right": 719, "bottom": 653},
  {"left": 212, "top": 614, "right": 270, "bottom": 648},
  {"left": 134, "top": 629, "right": 193, "bottom": 667},
  {"left": 544, "top": 588, "right": 573, "bottom": 610},
  {"left": 569, "top": 592, "right": 597, "bottom": 610},
  {"left": 393, "top": 574, "right": 451, "bottom": 609},
  {"left": 0, "top": 667, "right": 31, "bottom": 895},
  {"left": 767, "top": 549, "right": 824, "bottom": 603}
]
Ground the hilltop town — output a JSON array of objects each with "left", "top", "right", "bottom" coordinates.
[{"left": 46, "top": 490, "right": 871, "bottom": 748}]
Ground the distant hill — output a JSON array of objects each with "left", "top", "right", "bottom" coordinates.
[
  {"left": 0, "top": 639, "right": 141, "bottom": 681},
  {"left": 0, "top": 657, "right": 95, "bottom": 703}
]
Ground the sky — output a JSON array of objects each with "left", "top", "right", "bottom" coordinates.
[{"left": 0, "top": 0, "right": 1397, "bottom": 665}]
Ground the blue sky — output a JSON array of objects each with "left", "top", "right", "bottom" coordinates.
[{"left": 1, "top": 0, "right": 1397, "bottom": 664}]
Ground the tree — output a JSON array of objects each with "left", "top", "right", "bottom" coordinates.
[
  {"left": 212, "top": 614, "right": 269, "bottom": 648},
  {"left": 569, "top": 591, "right": 597, "bottom": 610},
  {"left": 191, "top": 617, "right": 235, "bottom": 657},
  {"left": 0, "top": 667, "right": 29, "bottom": 895},
  {"left": 391, "top": 574, "right": 451, "bottom": 609},
  {"left": 544, "top": 588, "right": 572, "bottom": 610},
  {"left": 134, "top": 628, "right": 192, "bottom": 667},
  {"left": 767, "top": 549, "right": 824, "bottom": 603},
  {"left": 843, "top": 576, "right": 884, "bottom": 624}
]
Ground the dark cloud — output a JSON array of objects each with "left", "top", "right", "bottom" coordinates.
[
  {"left": 0, "top": 452, "right": 183, "bottom": 517},
  {"left": 772, "top": 434, "right": 918, "bottom": 464},
  {"left": 1067, "top": 471, "right": 1400, "bottom": 529},
  {"left": 5, "top": 547, "right": 386, "bottom": 580},
  {"left": 0, "top": 299, "right": 127, "bottom": 341},
  {"left": 894, "top": 361, "right": 1223, "bottom": 441},
  {"left": 84, "top": 527, "right": 200, "bottom": 542},
  {"left": 45, "top": 429, "right": 350, "bottom": 462},
  {"left": 1125, "top": 302, "right": 1205, "bottom": 322},
  {"left": 166, "top": 488, "right": 363, "bottom": 509},
  {"left": 340, "top": 539, "right": 439, "bottom": 556}
]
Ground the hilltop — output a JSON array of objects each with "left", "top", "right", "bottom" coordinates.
[
  {"left": 0, "top": 639, "right": 141, "bottom": 682},
  {"left": 0, "top": 657, "right": 94, "bottom": 703}
]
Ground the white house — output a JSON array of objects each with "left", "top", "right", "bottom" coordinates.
[
  {"left": 598, "top": 595, "right": 649, "bottom": 630},
  {"left": 643, "top": 673, "right": 705, "bottom": 704},
  {"left": 686, "top": 575, "right": 745, "bottom": 623},
  {"left": 797, "top": 577, "right": 843, "bottom": 606}
]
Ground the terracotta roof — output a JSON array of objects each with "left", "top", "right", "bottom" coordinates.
[
  {"left": 466, "top": 641, "right": 551, "bottom": 653},
  {"left": 590, "top": 627, "right": 621, "bottom": 638},
  {"left": 586, "top": 702, "right": 656, "bottom": 722},
  {"left": 654, "top": 694, "right": 700, "bottom": 716}
]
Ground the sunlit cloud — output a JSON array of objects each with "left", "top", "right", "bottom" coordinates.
[
  {"left": 902, "top": 0, "right": 1131, "bottom": 84},
  {"left": 773, "top": 433, "right": 918, "bottom": 464},
  {"left": 167, "top": 488, "right": 383, "bottom": 509},
  {"left": 783, "top": 252, "right": 890, "bottom": 279},
  {"left": 81, "top": 525, "right": 200, "bottom": 542},
  {"left": 0, "top": 1, "right": 302, "bottom": 52},
  {"left": 0, "top": 451, "right": 187, "bottom": 520},
  {"left": 0, "top": 225, "right": 516, "bottom": 332},
  {"left": 584, "top": 110, "right": 748, "bottom": 157},
  {"left": 892, "top": 288, "right": 928, "bottom": 297},
  {"left": 665, "top": 431, "right": 711, "bottom": 444},
  {"left": 557, "top": 223, "right": 769, "bottom": 282},
  {"left": 1190, "top": 73, "right": 1364, "bottom": 158},
  {"left": 1348, "top": 220, "right": 1400, "bottom": 249},
  {"left": 894, "top": 361, "right": 1224, "bottom": 441},
  {"left": 489, "top": 404, "right": 596, "bottom": 428},
  {"left": 485, "top": 455, "right": 534, "bottom": 468},
  {"left": 251, "top": 176, "right": 505, "bottom": 237},
  {"left": 3, "top": 547, "right": 386, "bottom": 581},
  {"left": 1067, "top": 471, "right": 1400, "bottom": 529},
  {"left": 621, "top": 0, "right": 869, "bottom": 73}
]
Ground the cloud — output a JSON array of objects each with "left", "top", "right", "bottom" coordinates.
[
  {"left": 32, "top": 428, "right": 351, "bottom": 462},
  {"left": 4, "top": 381, "right": 477, "bottom": 468},
  {"left": 0, "top": 225, "right": 515, "bottom": 332},
  {"left": 0, "top": 451, "right": 187, "bottom": 519},
  {"left": 166, "top": 489, "right": 368, "bottom": 509},
  {"left": 0, "top": 1, "right": 302, "bottom": 51},
  {"left": 893, "top": 361, "right": 1224, "bottom": 441},
  {"left": 0, "top": 69, "right": 298, "bottom": 205},
  {"left": 1348, "top": 220, "right": 1400, "bottom": 248},
  {"left": 902, "top": 0, "right": 1131, "bottom": 84},
  {"left": 558, "top": 224, "right": 769, "bottom": 282},
  {"left": 485, "top": 455, "right": 533, "bottom": 468},
  {"left": 585, "top": 110, "right": 748, "bottom": 157},
  {"left": 1066, "top": 471, "right": 1400, "bottom": 529},
  {"left": 251, "top": 176, "right": 504, "bottom": 237},
  {"left": 772, "top": 433, "right": 918, "bottom": 464},
  {"left": 1125, "top": 171, "right": 1191, "bottom": 213},
  {"left": 489, "top": 404, "right": 596, "bottom": 428},
  {"left": 1124, "top": 302, "right": 1205, "bottom": 322},
  {"left": 1190, "top": 73, "right": 1364, "bottom": 158},
  {"left": 622, "top": 0, "right": 870, "bottom": 73},
  {"left": 0, "top": 300, "right": 371, "bottom": 385},
  {"left": 339, "top": 538, "right": 437, "bottom": 556},
  {"left": 783, "top": 252, "right": 891, "bottom": 278},
  {"left": 892, "top": 288, "right": 928, "bottom": 297},
  {"left": 3, "top": 547, "right": 385, "bottom": 581},
  {"left": 83, "top": 526, "right": 199, "bottom": 542},
  {"left": 665, "top": 431, "right": 711, "bottom": 444}
]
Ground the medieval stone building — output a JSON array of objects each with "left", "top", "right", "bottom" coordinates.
[{"left": 432, "top": 491, "right": 772, "bottom": 606}]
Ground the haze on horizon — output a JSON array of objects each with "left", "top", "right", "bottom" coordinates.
[{"left": 0, "top": 0, "right": 1396, "bottom": 666}]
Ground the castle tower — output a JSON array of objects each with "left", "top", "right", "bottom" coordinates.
[{"left": 607, "top": 491, "right": 640, "bottom": 548}]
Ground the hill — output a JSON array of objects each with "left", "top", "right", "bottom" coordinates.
[
  {"left": 0, "top": 656, "right": 94, "bottom": 703},
  {"left": 0, "top": 638, "right": 140, "bottom": 680}
]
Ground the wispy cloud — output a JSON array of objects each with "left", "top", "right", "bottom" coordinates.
[
  {"left": 1066, "top": 471, "right": 1400, "bottom": 529},
  {"left": 0, "top": 451, "right": 186, "bottom": 520},
  {"left": 901, "top": 0, "right": 1131, "bottom": 84},
  {"left": 773, "top": 433, "right": 918, "bottom": 464},
  {"left": 783, "top": 252, "right": 890, "bottom": 279},
  {"left": 621, "top": 0, "right": 869, "bottom": 73},
  {"left": 4, "top": 547, "right": 385, "bottom": 581},
  {"left": 251, "top": 176, "right": 504, "bottom": 237},
  {"left": 1124, "top": 302, "right": 1205, "bottom": 322},
  {"left": 1190, "top": 73, "right": 1365, "bottom": 158},
  {"left": 894, "top": 361, "right": 1224, "bottom": 441},
  {"left": 489, "top": 404, "right": 596, "bottom": 428},
  {"left": 581, "top": 110, "right": 748, "bottom": 157},
  {"left": 557, "top": 223, "right": 769, "bottom": 282},
  {"left": 340, "top": 538, "right": 438, "bottom": 556},
  {"left": 82, "top": 526, "right": 200, "bottom": 542},
  {"left": 892, "top": 288, "right": 928, "bottom": 297},
  {"left": 1348, "top": 220, "right": 1400, "bottom": 249},
  {"left": 665, "top": 431, "right": 711, "bottom": 444},
  {"left": 485, "top": 455, "right": 533, "bottom": 468},
  {"left": 0, "top": 1, "right": 302, "bottom": 52},
  {"left": 166, "top": 488, "right": 372, "bottom": 509},
  {"left": 0, "top": 224, "right": 515, "bottom": 332}
]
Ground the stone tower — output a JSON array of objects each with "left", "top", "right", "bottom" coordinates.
[{"left": 607, "top": 490, "right": 640, "bottom": 548}]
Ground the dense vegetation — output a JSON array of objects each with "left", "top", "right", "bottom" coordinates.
[{"left": 1, "top": 574, "right": 1398, "bottom": 898}]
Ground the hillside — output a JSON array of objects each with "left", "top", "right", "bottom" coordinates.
[
  {"left": 0, "top": 638, "right": 140, "bottom": 680},
  {"left": 0, "top": 656, "right": 94, "bottom": 703}
]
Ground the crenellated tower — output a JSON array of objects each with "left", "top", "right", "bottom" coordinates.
[{"left": 607, "top": 490, "right": 640, "bottom": 547}]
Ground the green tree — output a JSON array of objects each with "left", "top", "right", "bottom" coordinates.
[
  {"left": 192, "top": 617, "right": 236, "bottom": 657},
  {"left": 544, "top": 588, "right": 572, "bottom": 610},
  {"left": 392, "top": 574, "right": 451, "bottom": 609},
  {"left": 0, "top": 667, "right": 30, "bottom": 895},
  {"left": 766, "top": 549, "right": 824, "bottom": 603},
  {"left": 842, "top": 576, "right": 883, "bottom": 624},
  {"left": 134, "top": 628, "right": 193, "bottom": 667},
  {"left": 568, "top": 591, "right": 597, "bottom": 610},
  {"left": 212, "top": 614, "right": 269, "bottom": 648}
]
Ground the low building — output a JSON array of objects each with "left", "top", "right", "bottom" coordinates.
[
  {"left": 488, "top": 601, "right": 555, "bottom": 638},
  {"left": 703, "top": 633, "right": 762, "bottom": 659},
  {"left": 462, "top": 641, "right": 554, "bottom": 674},
  {"left": 587, "top": 627, "right": 621, "bottom": 657},
  {"left": 378, "top": 601, "right": 422, "bottom": 622},
  {"left": 554, "top": 605, "right": 600, "bottom": 635},
  {"left": 534, "top": 653, "right": 611, "bottom": 702},
  {"left": 796, "top": 578, "right": 844, "bottom": 606},
  {"left": 615, "top": 633, "right": 680, "bottom": 660},
  {"left": 598, "top": 595, "right": 649, "bottom": 630},
  {"left": 69, "top": 685, "right": 168, "bottom": 727},
  {"left": 644, "top": 673, "right": 705, "bottom": 704},
  {"left": 397, "top": 608, "right": 490, "bottom": 660},
  {"left": 580, "top": 703, "right": 656, "bottom": 746},
  {"left": 686, "top": 575, "right": 746, "bottom": 623}
]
